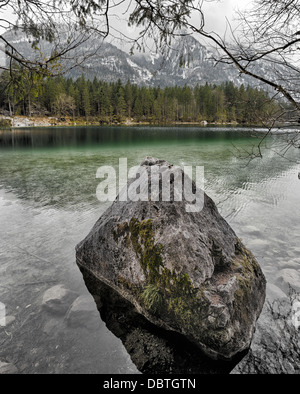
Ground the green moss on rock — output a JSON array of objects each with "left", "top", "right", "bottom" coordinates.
[
  {"left": 112, "top": 219, "right": 262, "bottom": 352},
  {"left": 141, "top": 284, "right": 163, "bottom": 313},
  {"left": 201, "top": 327, "right": 231, "bottom": 350},
  {"left": 156, "top": 268, "right": 207, "bottom": 331},
  {"left": 128, "top": 218, "right": 163, "bottom": 282},
  {"left": 124, "top": 218, "right": 208, "bottom": 331},
  {"left": 233, "top": 238, "right": 262, "bottom": 326}
]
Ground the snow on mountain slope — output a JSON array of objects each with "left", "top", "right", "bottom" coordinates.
[{"left": 2, "top": 29, "right": 268, "bottom": 88}]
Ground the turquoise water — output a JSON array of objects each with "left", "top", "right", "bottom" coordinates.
[{"left": 0, "top": 126, "right": 299, "bottom": 373}]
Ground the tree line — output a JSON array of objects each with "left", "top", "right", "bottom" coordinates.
[{"left": 0, "top": 71, "right": 280, "bottom": 124}]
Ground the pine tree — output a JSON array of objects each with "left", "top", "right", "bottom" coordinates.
[
  {"left": 124, "top": 80, "right": 133, "bottom": 118},
  {"left": 116, "top": 86, "right": 126, "bottom": 119}
]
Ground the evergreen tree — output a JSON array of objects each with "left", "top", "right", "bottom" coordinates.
[
  {"left": 116, "top": 86, "right": 126, "bottom": 118},
  {"left": 0, "top": 72, "right": 280, "bottom": 125}
]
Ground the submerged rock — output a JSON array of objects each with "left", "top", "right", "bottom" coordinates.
[
  {"left": 42, "top": 284, "right": 77, "bottom": 315},
  {"left": 66, "top": 295, "right": 101, "bottom": 330},
  {"left": 0, "top": 361, "right": 18, "bottom": 374},
  {"left": 275, "top": 269, "right": 300, "bottom": 294},
  {"left": 232, "top": 297, "right": 300, "bottom": 374},
  {"left": 266, "top": 283, "right": 288, "bottom": 301},
  {"left": 4, "top": 316, "right": 16, "bottom": 327},
  {"left": 76, "top": 157, "right": 266, "bottom": 360}
]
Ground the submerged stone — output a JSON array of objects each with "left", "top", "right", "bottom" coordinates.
[
  {"left": 76, "top": 157, "right": 266, "bottom": 360},
  {"left": 66, "top": 295, "right": 101, "bottom": 330},
  {"left": 275, "top": 268, "right": 300, "bottom": 294},
  {"left": 42, "top": 284, "right": 77, "bottom": 315},
  {"left": 0, "top": 361, "right": 18, "bottom": 374}
]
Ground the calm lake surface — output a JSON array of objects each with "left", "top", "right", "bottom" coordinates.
[{"left": 0, "top": 125, "right": 299, "bottom": 374}]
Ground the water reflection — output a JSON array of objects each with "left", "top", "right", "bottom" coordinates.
[
  {"left": 0, "top": 127, "right": 298, "bottom": 214},
  {"left": 79, "top": 267, "right": 246, "bottom": 374},
  {"left": 0, "top": 126, "right": 260, "bottom": 149}
]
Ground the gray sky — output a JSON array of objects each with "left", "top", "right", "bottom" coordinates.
[
  {"left": 113, "top": 0, "right": 251, "bottom": 51},
  {"left": 202, "top": 0, "right": 250, "bottom": 33},
  {"left": 0, "top": 0, "right": 251, "bottom": 41},
  {"left": 108, "top": 0, "right": 250, "bottom": 51}
]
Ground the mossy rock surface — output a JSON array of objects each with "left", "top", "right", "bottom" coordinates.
[{"left": 76, "top": 157, "right": 266, "bottom": 360}]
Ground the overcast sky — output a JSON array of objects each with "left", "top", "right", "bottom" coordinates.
[
  {"left": 202, "top": 0, "right": 250, "bottom": 33},
  {"left": 112, "top": 0, "right": 251, "bottom": 51},
  {"left": 0, "top": 0, "right": 251, "bottom": 41}
]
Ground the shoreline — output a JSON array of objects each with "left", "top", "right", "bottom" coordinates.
[
  {"left": 0, "top": 115, "right": 243, "bottom": 129},
  {"left": 1, "top": 115, "right": 293, "bottom": 130}
]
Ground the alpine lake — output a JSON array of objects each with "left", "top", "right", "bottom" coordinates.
[{"left": 0, "top": 125, "right": 299, "bottom": 374}]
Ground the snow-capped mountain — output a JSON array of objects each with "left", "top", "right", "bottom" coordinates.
[
  {"left": 69, "top": 35, "right": 252, "bottom": 86},
  {"left": 0, "top": 30, "right": 258, "bottom": 87}
]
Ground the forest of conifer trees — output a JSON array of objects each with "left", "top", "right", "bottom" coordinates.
[{"left": 0, "top": 71, "right": 280, "bottom": 125}]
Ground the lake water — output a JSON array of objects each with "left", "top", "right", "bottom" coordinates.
[{"left": 0, "top": 126, "right": 299, "bottom": 374}]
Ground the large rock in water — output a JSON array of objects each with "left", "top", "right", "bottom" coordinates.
[{"left": 76, "top": 157, "right": 266, "bottom": 360}]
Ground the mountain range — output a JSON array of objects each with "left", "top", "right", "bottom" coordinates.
[{"left": 1, "top": 29, "right": 260, "bottom": 88}]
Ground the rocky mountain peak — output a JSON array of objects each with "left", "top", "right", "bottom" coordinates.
[{"left": 1, "top": 28, "right": 255, "bottom": 87}]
